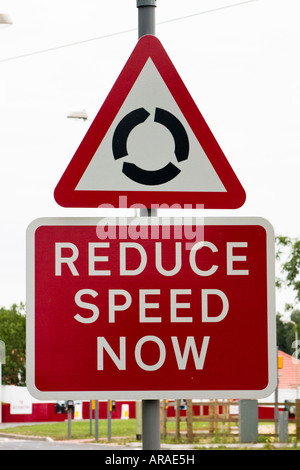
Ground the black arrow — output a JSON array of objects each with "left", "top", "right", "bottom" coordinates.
[
  {"left": 122, "top": 161, "right": 181, "bottom": 185},
  {"left": 154, "top": 108, "right": 189, "bottom": 162},
  {"left": 112, "top": 107, "right": 150, "bottom": 160}
]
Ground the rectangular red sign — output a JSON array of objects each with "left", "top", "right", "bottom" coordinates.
[{"left": 26, "top": 217, "right": 276, "bottom": 399}]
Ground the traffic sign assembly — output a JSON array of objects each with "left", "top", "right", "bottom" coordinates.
[
  {"left": 54, "top": 35, "right": 246, "bottom": 209},
  {"left": 26, "top": 217, "right": 276, "bottom": 399},
  {"left": 26, "top": 2, "right": 276, "bottom": 451}
]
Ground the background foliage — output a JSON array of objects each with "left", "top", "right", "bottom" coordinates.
[
  {"left": 0, "top": 303, "right": 26, "bottom": 385},
  {"left": 276, "top": 236, "right": 300, "bottom": 355}
]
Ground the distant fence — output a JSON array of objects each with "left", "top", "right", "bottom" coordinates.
[{"left": 160, "top": 399, "right": 300, "bottom": 442}]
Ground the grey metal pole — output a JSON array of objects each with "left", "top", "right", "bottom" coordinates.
[
  {"left": 67, "top": 408, "right": 72, "bottom": 438},
  {"left": 107, "top": 400, "right": 112, "bottom": 442},
  {"left": 142, "top": 399, "right": 161, "bottom": 450},
  {"left": 137, "top": 0, "right": 156, "bottom": 38},
  {"left": 137, "top": 0, "right": 160, "bottom": 451},
  {"left": 275, "top": 347, "right": 279, "bottom": 434},
  {"left": 0, "top": 341, "right": 5, "bottom": 424},
  {"left": 136, "top": 400, "right": 142, "bottom": 440},
  {"left": 95, "top": 400, "right": 99, "bottom": 441},
  {"left": 89, "top": 400, "right": 93, "bottom": 435},
  {"left": 279, "top": 411, "right": 289, "bottom": 443},
  {"left": 239, "top": 400, "right": 258, "bottom": 443}
]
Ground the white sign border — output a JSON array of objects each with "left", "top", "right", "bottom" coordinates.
[{"left": 26, "top": 216, "right": 276, "bottom": 400}]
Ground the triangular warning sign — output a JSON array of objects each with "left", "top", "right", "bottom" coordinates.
[{"left": 54, "top": 35, "right": 246, "bottom": 209}]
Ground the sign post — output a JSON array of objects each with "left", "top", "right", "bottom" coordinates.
[
  {"left": 137, "top": 0, "right": 160, "bottom": 451},
  {"left": 107, "top": 401, "right": 112, "bottom": 442},
  {"left": 0, "top": 341, "right": 5, "bottom": 424}
]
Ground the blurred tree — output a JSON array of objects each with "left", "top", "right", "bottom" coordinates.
[
  {"left": 276, "top": 235, "right": 300, "bottom": 354},
  {"left": 276, "top": 236, "right": 300, "bottom": 306},
  {"left": 0, "top": 303, "right": 26, "bottom": 385},
  {"left": 276, "top": 311, "right": 299, "bottom": 355}
]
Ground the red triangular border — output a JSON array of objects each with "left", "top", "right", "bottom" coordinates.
[{"left": 54, "top": 35, "right": 246, "bottom": 209}]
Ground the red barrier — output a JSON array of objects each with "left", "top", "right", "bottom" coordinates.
[
  {"left": 1, "top": 401, "right": 282, "bottom": 423},
  {"left": 1, "top": 401, "right": 137, "bottom": 423}
]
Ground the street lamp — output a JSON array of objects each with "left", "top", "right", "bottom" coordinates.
[
  {"left": 0, "top": 14, "right": 13, "bottom": 26},
  {"left": 66, "top": 109, "right": 89, "bottom": 121}
]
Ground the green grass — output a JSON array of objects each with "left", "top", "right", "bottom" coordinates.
[
  {"left": 0, "top": 418, "right": 233, "bottom": 443},
  {"left": 1, "top": 419, "right": 300, "bottom": 449},
  {"left": 0, "top": 419, "right": 137, "bottom": 441}
]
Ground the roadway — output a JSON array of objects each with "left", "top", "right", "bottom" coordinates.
[{"left": 0, "top": 435, "right": 129, "bottom": 450}]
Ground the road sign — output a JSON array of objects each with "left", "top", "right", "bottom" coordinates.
[
  {"left": 26, "top": 216, "right": 276, "bottom": 400},
  {"left": 54, "top": 35, "right": 246, "bottom": 210}
]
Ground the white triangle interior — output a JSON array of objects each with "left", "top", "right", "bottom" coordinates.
[{"left": 75, "top": 58, "right": 226, "bottom": 193}]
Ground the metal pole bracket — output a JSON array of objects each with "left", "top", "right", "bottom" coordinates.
[{"left": 137, "top": 0, "right": 157, "bottom": 7}]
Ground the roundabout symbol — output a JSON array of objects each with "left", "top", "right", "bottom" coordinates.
[
  {"left": 54, "top": 35, "right": 246, "bottom": 209},
  {"left": 112, "top": 107, "right": 189, "bottom": 185}
]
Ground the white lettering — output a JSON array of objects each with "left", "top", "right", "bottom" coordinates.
[
  {"left": 74, "top": 289, "right": 99, "bottom": 324},
  {"left": 120, "top": 243, "right": 147, "bottom": 276},
  {"left": 97, "top": 335, "right": 210, "bottom": 371},
  {"left": 55, "top": 242, "right": 79, "bottom": 276},
  {"left": 55, "top": 240, "right": 250, "bottom": 277},
  {"left": 170, "top": 289, "right": 192, "bottom": 323},
  {"left": 139, "top": 289, "right": 161, "bottom": 323},
  {"left": 155, "top": 242, "right": 181, "bottom": 276},
  {"left": 189, "top": 241, "right": 218, "bottom": 276},
  {"left": 172, "top": 336, "right": 210, "bottom": 370},
  {"left": 74, "top": 288, "right": 231, "bottom": 324},
  {"left": 109, "top": 290, "right": 132, "bottom": 323},
  {"left": 88, "top": 242, "right": 111, "bottom": 276},
  {"left": 202, "top": 289, "right": 229, "bottom": 322},
  {"left": 135, "top": 336, "right": 166, "bottom": 371},
  {"left": 227, "top": 242, "right": 249, "bottom": 275},
  {"left": 97, "top": 336, "right": 126, "bottom": 370}
]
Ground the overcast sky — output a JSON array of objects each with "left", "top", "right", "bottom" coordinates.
[{"left": 0, "top": 0, "right": 299, "bottom": 313}]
